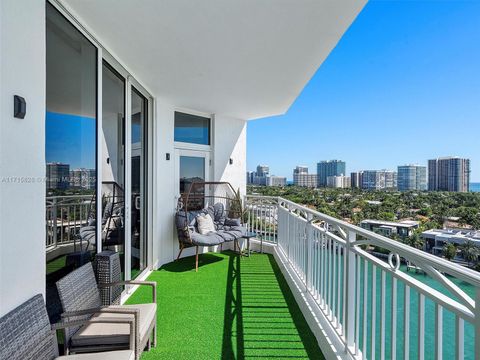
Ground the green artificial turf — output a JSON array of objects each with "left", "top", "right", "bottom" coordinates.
[
  {"left": 46, "top": 255, "right": 67, "bottom": 275},
  {"left": 126, "top": 251, "right": 325, "bottom": 360}
]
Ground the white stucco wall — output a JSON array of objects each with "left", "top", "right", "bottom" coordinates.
[
  {"left": 152, "top": 100, "right": 176, "bottom": 268},
  {"left": 213, "top": 115, "right": 247, "bottom": 198},
  {"left": 0, "top": 0, "right": 46, "bottom": 316},
  {"left": 151, "top": 109, "right": 247, "bottom": 268}
]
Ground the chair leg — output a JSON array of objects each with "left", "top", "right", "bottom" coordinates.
[
  {"left": 195, "top": 246, "right": 199, "bottom": 272},
  {"left": 176, "top": 245, "right": 184, "bottom": 260},
  {"left": 153, "top": 323, "right": 157, "bottom": 347}
]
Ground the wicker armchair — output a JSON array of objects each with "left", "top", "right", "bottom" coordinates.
[
  {"left": 0, "top": 294, "right": 135, "bottom": 360},
  {"left": 56, "top": 261, "right": 156, "bottom": 360},
  {"left": 175, "top": 181, "right": 247, "bottom": 271}
]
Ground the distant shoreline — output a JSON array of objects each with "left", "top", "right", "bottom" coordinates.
[{"left": 471, "top": 182, "right": 480, "bottom": 192}]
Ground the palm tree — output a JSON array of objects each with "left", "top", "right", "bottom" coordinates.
[
  {"left": 459, "top": 240, "right": 480, "bottom": 267},
  {"left": 442, "top": 243, "right": 457, "bottom": 261},
  {"left": 404, "top": 233, "right": 424, "bottom": 250}
]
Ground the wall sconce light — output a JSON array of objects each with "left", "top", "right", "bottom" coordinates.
[
  {"left": 166, "top": 153, "right": 170, "bottom": 160},
  {"left": 229, "top": 158, "right": 233, "bottom": 165},
  {"left": 14, "top": 95, "right": 26, "bottom": 119}
]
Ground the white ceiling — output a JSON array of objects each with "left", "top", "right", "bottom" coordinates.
[{"left": 60, "top": 0, "right": 367, "bottom": 120}]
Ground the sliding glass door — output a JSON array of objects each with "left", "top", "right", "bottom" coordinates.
[
  {"left": 46, "top": 2, "right": 97, "bottom": 321},
  {"left": 130, "top": 88, "right": 148, "bottom": 279},
  {"left": 101, "top": 62, "right": 126, "bottom": 275},
  {"left": 46, "top": 2, "right": 152, "bottom": 312}
]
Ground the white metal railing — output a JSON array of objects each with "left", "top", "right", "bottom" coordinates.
[
  {"left": 245, "top": 195, "right": 278, "bottom": 243},
  {"left": 46, "top": 195, "right": 94, "bottom": 250},
  {"left": 245, "top": 195, "right": 480, "bottom": 360}
]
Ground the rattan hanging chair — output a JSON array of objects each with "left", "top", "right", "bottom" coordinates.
[{"left": 175, "top": 181, "right": 246, "bottom": 271}]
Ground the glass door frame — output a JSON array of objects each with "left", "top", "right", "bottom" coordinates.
[
  {"left": 106, "top": 52, "right": 154, "bottom": 284},
  {"left": 48, "top": 0, "right": 154, "bottom": 289},
  {"left": 128, "top": 85, "right": 150, "bottom": 280}
]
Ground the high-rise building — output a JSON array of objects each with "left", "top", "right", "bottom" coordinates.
[
  {"left": 248, "top": 166, "right": 286, "bottom": 187},
  {"left": 267, "top": 176, "right": 287, "bottom": 187},
  {"left": 293, "top": 166, "right": 317, "bottom": 188},
  {"left": 293, "top": 166, "right": 308, "bottom": 175},
  {"left": 351, "top": 171, "right": 364, "bottom": 189},
  {"left": 317, "top": 160, "right": 346, "bottom": 187},
  {"left": 327, "top": 175, "right": 351, "bottom": 189},
  {"left": 256, "top": 165, "right": 269, "bottom": 177},
  {"left": 46, "top": 163, "right": 70, "bottom": 190},
  {"left": 70, "top": 168, "right": 96, "bottom": 190},
  {"left": 246, "top": 171, "right": 255, "bottom": 184},
  {"left": 397, "top": 165, "right": 427, "bottom": 191},
  {"left": 361, "top": 170, "right": 397, "bottom": 190},
  {"left": 253, "top": 175, "right": 268, "bottom": 186},
  {"left": 428, "top": 157, "right": 470, "bottom": 192}
]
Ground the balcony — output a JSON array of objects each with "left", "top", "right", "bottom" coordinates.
[
  {"left": 44, "top": 194, "right": 480, "bottom": 358},
  {"left": 125, "top": 195, "right": 480, "bottom": 359}
]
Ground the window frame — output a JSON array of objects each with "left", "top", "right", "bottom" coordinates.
[{"left": 173, "top": 108, "right": 213, "bottom": 150}]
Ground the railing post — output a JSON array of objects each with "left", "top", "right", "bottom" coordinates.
[
  {"left": 475, "top": 288, "right": 480, "bottom": 359},
  {"left": 287, "top": 204, "right": 292, "bottom": 263},
  {"left": 276, "top": 197, "right": 281, "bottom": 245},
  {"left": 344, "top": 230, "right": 356, "bottom": 354},
  {"left": 52, "top": 198, "right": 58, "bottom": 249},
  {"left": 305, "top": 215, "right": 313, "bottom": 293}
]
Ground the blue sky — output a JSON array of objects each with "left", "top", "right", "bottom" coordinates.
[
  {"left": 46, "top": 112, "right": 96, "bottom": 169},
  {"left": 247, "top": 0, "right": 480, "bottom": 181}
]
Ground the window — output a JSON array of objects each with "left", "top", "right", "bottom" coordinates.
[
  {"left": 46, "top": 2, "right": 97, "bottom": 321},
  {"left": 174, "top": 111, "right": 210, "bottom": 145},
  {"left": 179, "top": 155, "right": 205, "bottom": 210},
  {"left": 180, "top": 156, "right": 206, "bottom": 195}
]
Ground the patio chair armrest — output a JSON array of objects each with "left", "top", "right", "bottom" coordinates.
[
  {"left": 100, "top": 281, "right": 157, "bottom": 304},
  {"left": 61, "top": 306, "right": 140, "bottom": 318},
  {"left": 52, "top": 317, "right": 136, "bottom": 351}
]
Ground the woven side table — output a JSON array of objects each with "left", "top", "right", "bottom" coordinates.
[{"left": 94, "top": 250, "right": 122, "bottom": 305}]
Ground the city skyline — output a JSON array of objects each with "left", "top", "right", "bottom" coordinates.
[
  {"left": 247, "top": 0, "right": 480, "bottom": 182},
  {"left": 246, "top": 157, "right": 472, "bottom": 183}
]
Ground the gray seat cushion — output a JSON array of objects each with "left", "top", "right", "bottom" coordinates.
[
  {"left": 217, "top": 226, "right": 247, "bottom": 241},
  {"left": 176, "top": 203, "right": 246, "bottom": 246},
  {"left": 71, "top": 303, "right": 156, "bottom": 348},
  {"left": 190, "top": 231, "right": 225, "bottom": 246},
  {"left": 55, "top": 350, "right": 134, "bottom": 360},
  {"left": 206, "top": 203, "right": 226, "bottom": 225}
]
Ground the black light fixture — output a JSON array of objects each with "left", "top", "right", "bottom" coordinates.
[
  {"left": 229, "top": 158, "right": 233, "bottom": 165},
  {"left": 166, "top": 153, "right": 170, "bottom": 161},
  {"left": 14, "top": 95, "right": 26, "bottom": 119}
]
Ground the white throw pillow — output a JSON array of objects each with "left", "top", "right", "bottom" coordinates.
[{"left": 196, "top": 213, "right": 216, "bottom": 235}]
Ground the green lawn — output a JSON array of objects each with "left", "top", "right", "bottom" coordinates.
[{"left": 126, "top": 251, "right": 325, "bottom": 360}]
